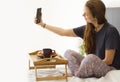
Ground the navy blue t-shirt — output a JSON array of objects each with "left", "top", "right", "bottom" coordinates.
[{"left": 73, "top": 22, "right": 120, "bottom": 69}]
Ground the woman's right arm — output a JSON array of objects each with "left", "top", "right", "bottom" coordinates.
[
  {"left": 39, "top": 22, "right": 77, "bottom": 37},
  {"left": 34, "top": 13, "right": 77, "bottom": 37}
]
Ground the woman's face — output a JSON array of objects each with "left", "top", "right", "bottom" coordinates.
[{"left": 83, "top": 6, "right": 96, "bottom": 23}]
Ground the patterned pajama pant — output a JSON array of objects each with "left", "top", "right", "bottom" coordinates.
[{"left": 64, "top": 49, "right": 116, "bottom": 78}]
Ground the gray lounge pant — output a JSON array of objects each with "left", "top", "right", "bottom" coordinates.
[{"left": 64, "top": 49, "right": 116, "bottom": 78}]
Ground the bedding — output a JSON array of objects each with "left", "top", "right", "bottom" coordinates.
[
  {"left": 69, "top": 70, "right": 120, "bottom": 82},
  {"left": 28, "top": 67, "right": 120, "bottom": 82}
]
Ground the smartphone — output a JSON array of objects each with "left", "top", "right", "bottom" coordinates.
[{"left": 36, "top": 8, "right": 42, "bottom": 24}]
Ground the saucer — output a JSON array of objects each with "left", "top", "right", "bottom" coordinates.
[{"left": 37, "top": 50, "right": 57, "bottom": 58}]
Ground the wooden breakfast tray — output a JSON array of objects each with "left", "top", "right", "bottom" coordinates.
[
  {"left": 28, "top": 50, "right": 68, "bottom": 82},
  {"left": 29, "top": 50, "right": 68, "bottom": 66}
]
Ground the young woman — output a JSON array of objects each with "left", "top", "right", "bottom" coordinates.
[{"left": 35, "top": 0, "right": 120, "bottom": 78}]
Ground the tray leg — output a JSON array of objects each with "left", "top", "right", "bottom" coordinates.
[
  {"left": 65, "top": 64, "right": 68, "bottom": 82},
  {"left": 35, "top": 66, "right": 38, "bottom": 81},
  {"left": 29, "top": 60, "right": 30, "bottom": 70}
]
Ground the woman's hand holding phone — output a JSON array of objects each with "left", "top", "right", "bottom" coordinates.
[{"left": 34, "top": 8, "right": 45, "bottom": 28}]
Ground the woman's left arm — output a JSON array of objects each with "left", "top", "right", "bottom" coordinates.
[{"left": 103, "top": 49, "right": 115, "bottom": 65}]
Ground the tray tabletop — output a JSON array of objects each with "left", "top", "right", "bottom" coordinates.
[{"left": 29, "top": 50, "right": 68, "bottom": 66}]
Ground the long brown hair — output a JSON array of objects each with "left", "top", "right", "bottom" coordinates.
[{"left": 84, "top": 0, "right": 107, "bottom": 54}]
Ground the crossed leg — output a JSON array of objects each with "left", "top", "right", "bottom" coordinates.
[{"left": 64, "top": 49, "right": 116, "bottom": 78}]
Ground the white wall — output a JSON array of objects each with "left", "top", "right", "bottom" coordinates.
[
  {"left": 102, "top": 0, "right": 120, "bottom": 8},
  {"left": 24, "top": 0, "right": 86, "bottom": 55},
  {"left": 0, "top": 0, "right": 120, "bottom": 82}
]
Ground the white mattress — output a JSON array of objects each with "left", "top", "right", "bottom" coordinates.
[
  {"left": 28, "top": 68, "right": 120, "bottom": 82},
  {"left": 69, "top": 70, "right": 120, "bottom": 82}
]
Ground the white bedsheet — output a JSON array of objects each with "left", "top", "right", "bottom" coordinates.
[
  {"left": 28, "top": 68, "right": 120, "bottom": 82},
  {"left": 69, "top": 70, "right": 120, "bottom": 82}
]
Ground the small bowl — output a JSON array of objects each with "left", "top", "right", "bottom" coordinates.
[{"left": 37, "top": 55, "right": 44, "bottom": 59}]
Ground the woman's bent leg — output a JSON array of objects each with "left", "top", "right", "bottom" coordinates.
[
  {"left": 75, "top": 54, "right": 116, "bottom": 78},
  {"left": 64, "top": 49, "right": 84, "bottom": 75}
]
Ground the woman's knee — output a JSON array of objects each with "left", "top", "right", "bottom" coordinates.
[
  {"left": 81, "top": 54, "right": 98, "bottom": 64},
  {"left": 86, "top": 54, "right": 98, "bottom": 61},
  {"left": 64, "top": 49, "right": 76, "bottom": 58}
]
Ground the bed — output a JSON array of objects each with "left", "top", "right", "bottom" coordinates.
[
  {"left": 69, "top": 70, "right": 120, "bottom": 82},
  {"left": 28, "top": 67, "right": 120, "bottom": 82}
]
